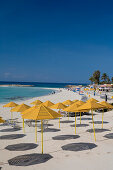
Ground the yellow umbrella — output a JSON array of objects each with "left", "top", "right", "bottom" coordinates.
[
  {"left": 11, "top": 103, "right": 30, "bottom": 112},
  {"left": 77, "top": 101, "right": 105, "bottom": 141},
  {"left": 50, "top": 102, "right": 67, "bottom": 128},
  {"left": 50, "top": 102, "right": 67, "bottom": 109},
  {"left": 30, "top": 100, "right": 43, "bottom": 105},
  {"left": 62, "top": 100, "right": 73, "bottom": 105},
  {"left": 22, "top": 104, "right": 62, "bottom": 154},
  {"left": 76, "top": 100, "right": 85, "bottom": 105},
  {"left": 74, "top": 101, "right": 86, "bottom": 124},
  {"left": 21, "top": 105, "right": 39, "bottom": 115},
  {"left": 43, "top": 100, "right": 54, "bottom": 107},
  {"left": 62, "top": 100, "right": 74, "bottom": 120},
  {"left": 64, "top": 102, "right": 88, "bottom": 134},
  {"left": 3, "top": 102, "right": 18, "bottom": 108},
  {"left": 73, "top": 99, "right": 79, "bottom": 103},
  {"left": 11, "top": 103, "right": 31, "bottom": 133},
  {"left": 99, "top": 101, "right": 113, "bottom": 128},
  {"left": 0, "top": 117, "right": 5, "bottom": 123},
  {"left": 22, "top": 105, "right": 40, "bottom": 138},
  {"left": 64, "top": 103, "right": 80, "bottom": 134},
  {"left": 77, "top": 101, "right": 105, "bottom": 111},
  {"left": 3, "top": 102, "right": 18, "bottom": 122},
  {"left": 99, "top": 101, "right": 113, "bottom": 109},
  {"left": 87, "top": 98, "right": 99, "bottom": 103}
]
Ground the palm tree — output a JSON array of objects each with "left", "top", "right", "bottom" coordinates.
[
  {"left": 111, "top": 77, "right": 113, "bottom": 83},
  {"left": 101, "top": 73, "right": 108, "bottom": 83},
  {"left": 89, "top": 77, "right": 94, "bottom": 84}
]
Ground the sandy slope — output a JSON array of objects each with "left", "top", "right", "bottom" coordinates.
[{"left": 0, "top": 88, "right": 113, "bottom": 170}]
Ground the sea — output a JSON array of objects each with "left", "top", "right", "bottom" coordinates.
[{"left": 0, "top": 81, "right": 87, "bottom": 103}]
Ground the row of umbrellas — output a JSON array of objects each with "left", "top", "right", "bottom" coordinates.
[{"left": 2, "top": 98, "right": 113, "bottom": 153}]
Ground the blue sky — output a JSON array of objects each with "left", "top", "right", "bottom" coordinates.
[{"left": 0, "top": 0, "right": 113, "bottom": 83}]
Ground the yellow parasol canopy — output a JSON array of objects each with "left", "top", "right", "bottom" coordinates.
[
  {"left": 50, "top": 102, "right": 67, "bottom": 109},
  {"left": 73, "top": 99, "right": 79, "bottom": 103},
  {"left": 63, "top": 103, "right": 80, "bottom": 112},
  {"left": 22, "top": 104, "right": 62, "bottom": 120},
  {"left": 62, "top": 100, "right": 73, "bottom": 105},
  {"left": 3, "top": 102, "right": 18, "bottom": 108},
  {"left": 22, "top": 104, "right": 62, "bottom": 154},
  {"left": 43, "top": 100, "right": 54, "bottom": 107},
  {"left": 21, "top": 105, "right": 39, "bottom": 115},
  {"left": 75, "top": 100, "right": 85, "bottom": 106},
  {"left": 30, "top": 100, "right": 43, "bottom": 105},
  {"left": 77, "top": 100, "right": 105, "bottom": 112},
  {"left": 87, "top": 98, "right": 99, "bottom": 103},
  {"left": 11, "top": 103, "right": 30, "bottom": 112},
  {"left": 99, "top": 101, "right": 113, "bottom": 109},
  {"left": 0, "top": 118, "right": 5, "bottom": 123}
]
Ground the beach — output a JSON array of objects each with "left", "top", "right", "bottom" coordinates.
[{"left": 0, "top": 88, "right": 113, "bottom": 170}]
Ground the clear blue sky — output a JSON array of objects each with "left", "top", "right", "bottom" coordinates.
[{"left": 0, "top": 0, "right": 113, "bottom": 83}]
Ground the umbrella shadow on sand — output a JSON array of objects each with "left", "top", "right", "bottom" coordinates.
[
  {"left": 60, "top": 120, "right": 74, "bottom": 123},
  {"left": 89, "top": 121, "right": 109, "bottom": 124},
  {"left": 0, "top": 134, "right": 25, "bottom": 140},
  {"left": 86, "top": 128, "right": 110, "bottom": 133},
  {"left": 71, "top": 124, "right": 89, "bottom": 128},
  {"left": 5, "top": 143, "right": 38, "bottom": 151},
  {"left": 104, "top": 133, "right": 113, "bottom": 139},
  {"left": 52, "top": 135, "right": 80, "bottom": 140},
  {"left": 62, "top": 142, "right": 97, "bottom": 152},
  {"left": 8, "top": 153, "right": 53, "bottom": 166},
  {"left": 77, "top": 117, "right": 92, "bottom": 121},
  {"left": 0, "top": 128, "right": 21, "bottom": 132}
]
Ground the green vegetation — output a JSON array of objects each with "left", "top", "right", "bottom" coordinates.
[{"left": 89, "top": 70, "right": 113, "bottom": 84}]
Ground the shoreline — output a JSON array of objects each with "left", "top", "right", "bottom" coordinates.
[{"left": 0, "top": 88, "right": 61, "bottom": 105}]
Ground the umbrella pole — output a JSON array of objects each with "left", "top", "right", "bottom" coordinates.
[
  {"left": 102, "top": 110, "right": 104, "bottom": 129},
  {"left": 91, "top": 110, "right": 96, "bottom": 141},
  {"left": 41, "top": 120, "right": 43, "bottom": 154},
  {"left": 80, "top": 112, "right": 81, "bottom": 124},
  {"left": 35, "top": 120, "right": 37, "bottom": 143},
  {"left": 23, "top": 118, "right": 25, "bottom": 133},
  {"left": 59, "top": 118, "right": 60, "bottom": 128},
  {"left": 75, "top": 112, "right": 76, "bottom": 134},
  {"left": 11, "top": 111, "right": 13, "bottom": 123},
  {"left": 59, "top": 109, "right": 60, "bottom": 128}
]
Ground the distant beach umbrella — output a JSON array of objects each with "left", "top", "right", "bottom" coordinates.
[
  {"left": 50, "top": 102, "right": 67, "bottom": 110},
  {"left": 76, "top": 101, "right": 86, "bottom": 105},
  {"left": 30, "top": 100, "right": 42, "bottom": 105},
  {"left": 99, "top": 101, "right": 113, "bottom": 128},
  {"left": 62, "top": 100, "right": 74, "bottom": 120},
  {"left": 77, "top": 101, "right": 105, "bottom": 141},
  {"left": 22, "top": 104, "right": 62, "bottom": 154},
  {"left": 3, "top": 102, "right": 18, "bottom": 108},
  {"left": 62, "top": 100, "right": 73, "bottom": 106},
  {"left": 11, "top": 103, "right": 30, "bottom": 112},
  {"left": 99, "top": 101, "right": 113, "bottom": 109},
  {"left": 63, "top": 102, "right": 87, "bottom": 134},
  {"left": 73, "top": 99, "right": 79, "bottom": 103},
  {"left": 0, "top": 117, "right": 5, "bottom": 123},
  {"left": 3, "top": 102, "right": 18, "bottom": 122},
  {"left": 50, "top": 103, "right": 67, "bottom": 128},
  {"left": 87, "top": 98, "right": 99, "bottom": 103},
  {"left": 43, "top": 100, "right": 54, "bottom": 107},
  {"left": 11, "top": 103, "right": 31, "bottom": 133}
]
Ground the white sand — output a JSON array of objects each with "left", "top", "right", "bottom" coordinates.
[{"left": 0, "top": 88, "right": 113, "bottom": 170}]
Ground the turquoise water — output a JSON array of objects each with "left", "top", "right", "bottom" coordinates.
[{"left": 0, "top": 87, "right": 53, "bottom": 103}]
